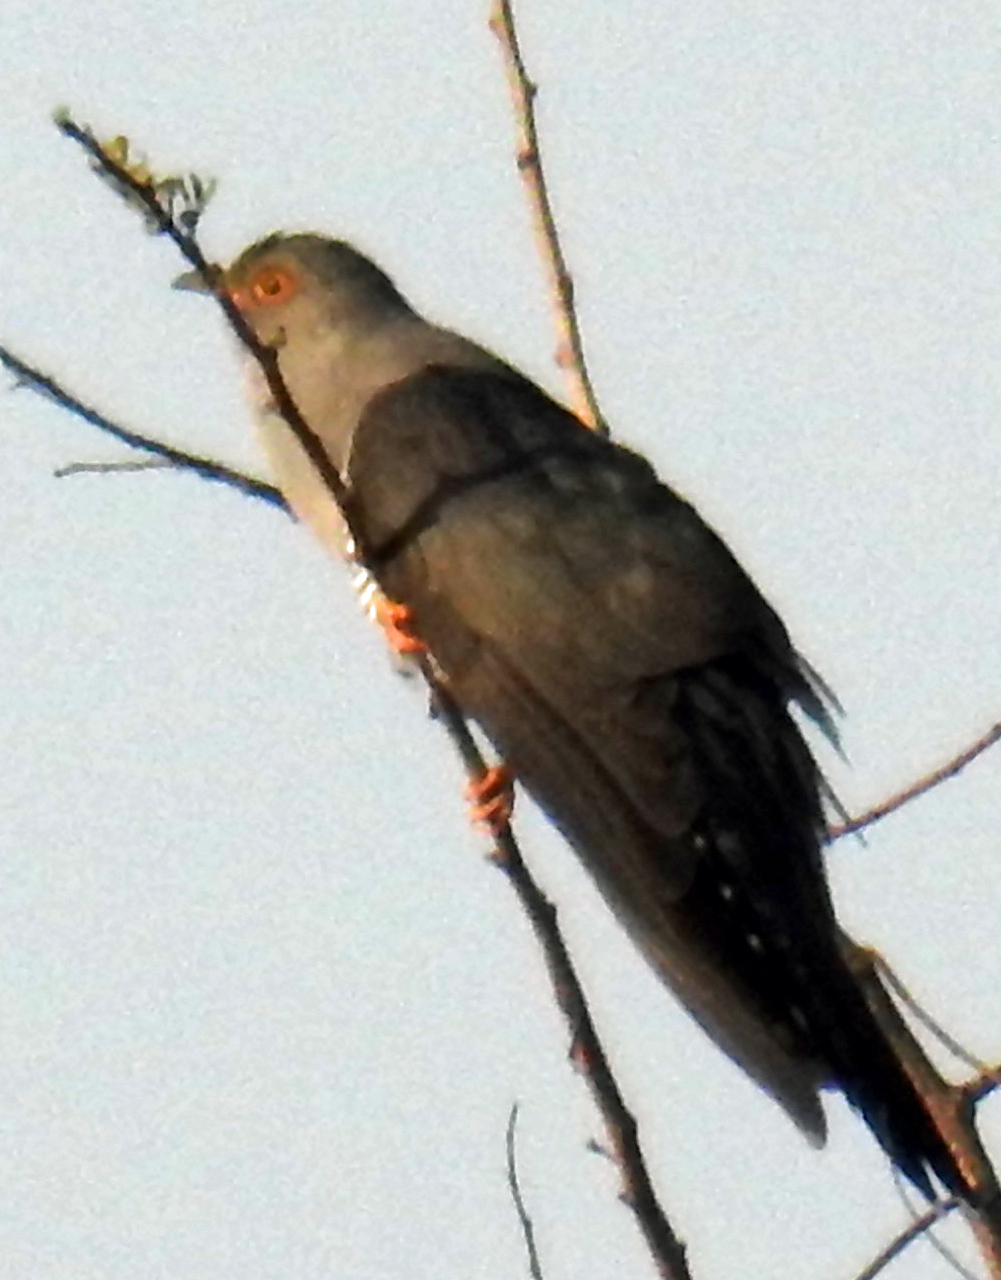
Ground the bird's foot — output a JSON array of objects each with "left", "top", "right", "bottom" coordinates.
[
  {"left": 375, "top": 598, "right": 425, "bottom": 654},
  {"left": 465, "top": 764, "right": 514, "bottom": 833}
]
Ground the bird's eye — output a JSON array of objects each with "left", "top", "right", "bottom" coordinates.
[{"left": 246, "top": 266, "right": 297, "bottom": 304}]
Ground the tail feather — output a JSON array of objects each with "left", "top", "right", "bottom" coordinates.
[
  {"left": 813, "top": 952, "right": 969, "bottom": 1203},
  {"left": 673, "top": 658, "right": 980, "bottom": 1205}
]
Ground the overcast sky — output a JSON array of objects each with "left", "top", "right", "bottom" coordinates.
[{"left": 2, "top": 2, "right": 1000, "bottom": 1278}]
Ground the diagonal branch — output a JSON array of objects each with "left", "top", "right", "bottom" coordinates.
[
  {"left": 490, "top": 826, "right": 691, "bottom": 1279},
  {"left": 54, "top": 117, "right": 357, "bottom": 540},
  {"left": 852, "top": 1196, "right": 959, "bottom": 1280},
  {"left": 831, "top": 719, "right": 1001, "bottom": 841},
  {"left": 845, "top": 940, "right": 1001, "bottom": 1270},
  {"left": 968, "top": 1067, "right": 1001, "bottom": 1107},
  {"left": 489, "top": 0, "right": 608, "bottom": 435},
  {"left": 0, "top": 342, "right": 286, "bottom": 511}
]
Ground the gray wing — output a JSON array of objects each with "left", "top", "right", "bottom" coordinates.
[
  {"left": 343, "top": 363, "right": 969, "bottom": 1198},
  {"left": 347, "top": 365, "right": 842, "bottom": 1134},
  {"left": 347, "top": 363, "right": 834, "bottom": 877}
]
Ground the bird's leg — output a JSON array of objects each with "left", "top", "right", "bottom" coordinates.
[
  {"left": 466, "top": 764, "right": 515, "bottom": 833},
  {"left": 375, "top": 597, "right": 426, "bottom": 654}
]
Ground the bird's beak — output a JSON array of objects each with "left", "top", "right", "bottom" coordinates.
[{"left": 172, "top": 265, "right": 222, "bottom": 293}]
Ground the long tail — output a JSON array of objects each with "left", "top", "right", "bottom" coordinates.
[
  {"left": 816, "top": 947, "right": 984, "bottom": 1207},
  {"left": 672, "top": 655, "right": 990, "bottom": 1208}
]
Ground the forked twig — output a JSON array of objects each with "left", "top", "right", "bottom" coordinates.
[
  {"left": 846, "top": 940, "right": 1001, "bottom": 1273},
  {"left": 0, "top": 341, "right": 286, "bottom": 511},
  {"left": 853, "top": 1196, "right": 959, "bottom": 1280}
]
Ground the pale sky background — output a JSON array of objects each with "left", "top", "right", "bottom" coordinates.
[{"left": 2, "top": 2, "right": 1000, "bottom": 1278}]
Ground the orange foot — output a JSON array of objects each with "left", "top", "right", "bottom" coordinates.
[
  {"left": 375, "top": 597, "right": 426, "bottom": 655},
  {"left": 465, "top": 764, "right": 514, "bottom": 833}
]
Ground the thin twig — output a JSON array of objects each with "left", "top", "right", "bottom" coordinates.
[
  {"left": 871, "top": 952, "right": 989, "bottom": 1075},
  {"left": 489, "top": 0, "right": 608, "bottom": 435},
  {"left": 890, "top": 1174, "right": 981, "bottom": 1280},
  {"left": 54, "top": 458, "right": 178, "bottom": 478},
  {"left": 505, "top": 1104, "right": 544, "bottom": 1280},
  {"left": 0, "top": 342, "right": 287, "bottom": 511},
  {"left": 921, "top": 1224, "right": 981, "bottom": 1280},
  {"left": 425, "top": 685, "right": 690, "bottom": 1277},
  {"left": 831, "top": 720, "right": 1001, "bottom": 840},
  {"left": 853, "top": 1197, "right": 959, "bottom": 1280}
]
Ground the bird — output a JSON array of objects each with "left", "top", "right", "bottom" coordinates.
[{"left": 176, "top": 231, "right": 974, "bottom": 1204}]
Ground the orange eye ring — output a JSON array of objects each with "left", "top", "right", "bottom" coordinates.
[{"left": 243, "top": 265, "right": 298, "bottom": 306}]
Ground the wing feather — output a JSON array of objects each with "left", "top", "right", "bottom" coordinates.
[{"left": 347, "top": 364, "right": 841, "bottom": 1139}]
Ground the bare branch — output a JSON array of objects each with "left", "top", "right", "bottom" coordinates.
[
  {"left": 919, "top": 1216, "right": 981, "bottom": 1280},
  {"left": 831, "top": 720, "right": 1001, "bottom": 841},
  {"left": 505, "top": 1104, "right": 544, "bottom": 1280},
  {"left": 853, "top": 1197, "right": 959, "bottom": 1280},
  {"left": 845, "top": 940, "right": 1001, "bottom": 1272},
  {"left": 56, "top": 116, "right": 355, "bottom": 536},
  {"left": 489, "top": 0, "right": 608, "bottom": 435},
  {"left": 55, "top": 458, "right": 178, "bottom": 478},
  {"left": 0, "top": 341, "right": 286, "bottom": 511},
  {"left": 889, "top": 1173, "right": 981, "bottom": 1280},
  {"left": 488, "top": 836, "right": 691, "bottom": 1279},
  {"left": 424, "top": 682, "right": 690, "bottom": 1277},
  {"left": 871, "top": 951, "right": 989, "bottom": 1076}
]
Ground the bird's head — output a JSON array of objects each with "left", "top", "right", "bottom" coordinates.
[{"left": 174, "top": 233, "right": 409, "bottom": 350}]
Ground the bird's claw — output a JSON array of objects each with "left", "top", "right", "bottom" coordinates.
[
  {"left": 375, "top": 598, "right": 426, "bottom": 654},
  {"left": 466, "top": 764, "right": 514, "bottom": 833}
]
